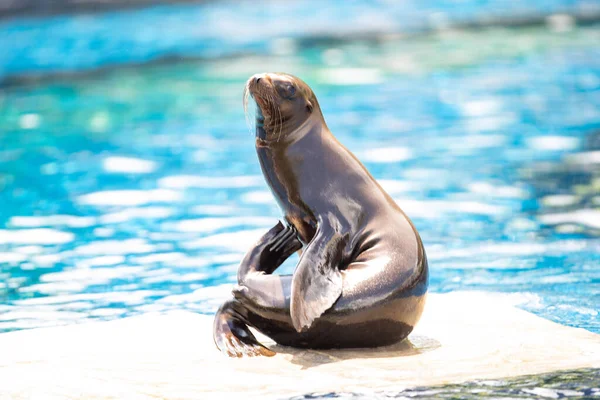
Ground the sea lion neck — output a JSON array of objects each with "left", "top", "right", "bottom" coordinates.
[{"left": 255, "top": 113, "right": 324, "bottom": 148}]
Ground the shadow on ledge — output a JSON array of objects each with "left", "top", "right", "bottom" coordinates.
[{"left": 269, "top": 334, "right": 441, "bottom": 370}]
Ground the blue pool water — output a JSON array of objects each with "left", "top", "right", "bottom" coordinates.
[
  {"left": 1, "top": 26, "right": 599, "bottom": 335},
  {"left": 0, "top": 1, "right": 599, "bottom": 342},
  {"left": 291, "top": 369, "right": 600, "bottom": 399},
  {"left": 1, "top": 0, "right": 600, "bottom": 79}
]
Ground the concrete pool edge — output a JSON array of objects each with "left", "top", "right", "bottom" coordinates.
[{"left": 0, "top": 292, "right": 598, "bottom": 399}]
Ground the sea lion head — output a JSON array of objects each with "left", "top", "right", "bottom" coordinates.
[{"left": 244, "top": 73, "right": 322, "bottom": 142}]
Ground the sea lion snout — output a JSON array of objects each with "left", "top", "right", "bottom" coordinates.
[
  {"left": 249, "top": 73, "right": 298, "bottom": 95},
  {"left": 248, "top": 73, "right": 270, "bottom": 89}
]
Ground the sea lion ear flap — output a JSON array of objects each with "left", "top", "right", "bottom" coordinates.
[
  {"left": 290, "top": 229, "right": 345, "bottom": 332},
  {"left": 306, "top": 101, "right": 313, "bottom": 113}
]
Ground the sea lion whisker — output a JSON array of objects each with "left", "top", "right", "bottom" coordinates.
[
  {"left": 243, "top": 82, "right": 256, "bottom": 135},
  {"left": 266, "top": 91, "right": 277, "bottom": 133},
  {"left": 272, "top": 91, "right": 283, "bottom": 142},
  {"left": 278, "top": 99, "right": 284, "bottom": 142}
]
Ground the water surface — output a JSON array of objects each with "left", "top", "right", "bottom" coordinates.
[{"left": 1, "top": 24, "right": 599, "bottom": 334}]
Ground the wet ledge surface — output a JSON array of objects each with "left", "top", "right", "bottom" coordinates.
[{"left": 0, "top": 292, "right": 598, "bottom": 399}]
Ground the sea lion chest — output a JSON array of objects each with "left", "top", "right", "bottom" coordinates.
[
  {"left": 256, "top": 133, "right": 380, "bottom": 255},
  {"left": 256, "top": 143, "right": 319, "bottom": 243}
]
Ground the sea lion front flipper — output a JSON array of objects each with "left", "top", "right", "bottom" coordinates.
[
  {"left": 290, "top": 226, "right": 346, "bottom": 332},
  {"left": 238, "top": 221, "right": 302, "bottom": 284},
  {"left": 269, "top": 223, "right": 298, "bottom": 253}
]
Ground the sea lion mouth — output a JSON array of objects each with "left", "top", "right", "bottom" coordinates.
[
  {"left": 244, "top": 74, "right": 279, "bottom": 135},
  {"left": 245, "top": 76, "right": 272, "bottom": 114},
  {"left": 256, "top": 107, "right": 265, "bottom": 126}
]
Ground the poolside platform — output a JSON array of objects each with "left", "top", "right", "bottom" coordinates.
[{"left": 1, "top": 292, "right": 598, "bottom": 399}]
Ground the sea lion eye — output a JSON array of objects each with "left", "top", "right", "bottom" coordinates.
[{"left": 278, "top": 83, "right": 296, "bottom": 98}]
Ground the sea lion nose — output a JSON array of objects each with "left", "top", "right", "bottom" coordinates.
[
  {"left": 252, "top": 74, "right": 264, "bottom": 85},
  {"left": 252, "top": 73, "right": 272, "bottom": 86}
]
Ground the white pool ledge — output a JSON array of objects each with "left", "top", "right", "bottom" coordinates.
[{"left": 1, "top": 292, "right": 598, "bottom": 399}]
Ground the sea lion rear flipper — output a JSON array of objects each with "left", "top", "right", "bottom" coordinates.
[
  {"left": 290, "top": 226, "right": 346, "bottom": 332},
  {"left": 213, "top": 300, "right": 275, "bottom": 358}
]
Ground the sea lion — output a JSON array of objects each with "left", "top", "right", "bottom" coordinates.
[{"left": 213, "top": 73, "right": 428, "bottom": 357}]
